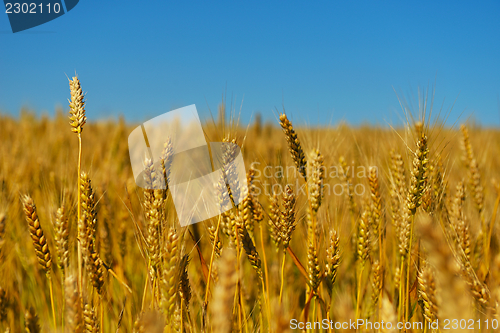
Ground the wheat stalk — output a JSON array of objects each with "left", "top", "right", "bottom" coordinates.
[{"left": 68, "top": 75, "right": 86, "bottom": 296}]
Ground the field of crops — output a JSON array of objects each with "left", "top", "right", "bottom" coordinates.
[{"left": 1, "top": 77, "right": 500, "bottom": 332}]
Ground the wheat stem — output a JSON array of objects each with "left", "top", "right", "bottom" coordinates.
[
  {"left": 259, "top": 223, "right": 271, "bottom": 329},
  {"left": 279, "top": 251, "right": 286, "bottom": 304},
  {"left": 355, "top": 263, "right": 365, "bottom": 321},
  {"left": 48, "top": 275, "right": 56, "bottom": 329}
]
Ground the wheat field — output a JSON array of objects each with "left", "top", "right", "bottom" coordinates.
[{"left": 0, "top": 77, "right": 500, "bottom": 332}]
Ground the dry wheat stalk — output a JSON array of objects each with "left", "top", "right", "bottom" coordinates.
[
  {"left": 210, "top": 248, "right": 237, "bottom": 333},
  {"left": 22, "top": 195, "right": 52, "bottom": 275},
  {"left": 24, "top": 307, "right": 40, "bottom": 333},
  {"left": 279, "top": 113, "right": 307, "bottom": 180},
  {"left": 69, "top": 75, "right": 87, "bottom": 297}
]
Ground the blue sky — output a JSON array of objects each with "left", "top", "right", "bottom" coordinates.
[{"left": 1, "top": 1, "right": 499, "bottom": 126}]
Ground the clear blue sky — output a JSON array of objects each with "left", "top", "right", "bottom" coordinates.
[{"left": 1, "top": 1, "right": 499, "bottom": 126}]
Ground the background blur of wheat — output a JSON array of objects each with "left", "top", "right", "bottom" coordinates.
[{"left": 0, "top": 80, "right": 500, "bottom": 333}]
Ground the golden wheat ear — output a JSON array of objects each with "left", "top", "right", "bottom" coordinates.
[
  {"left": 68, "top": 76, "right": 87, "bottom": 134},
  {"left": 418, "top": 262, "right": 438, "bottom": 324},
  {"left": 83, "top": 303, "right": 99, "bottom": 333},
  {"left": 279, "top": 113, "right": 307, "bottom": 180},
  {"left": 22, "top": 195, "right": 52, "bottom": 275},
  {"left": 160, "top": 227, "right": 179, "bottom": 320},
  {"left": 54, "top": 206, "right": 69, "bottom": 276},
  {"left": 325, "top": 229, "right": 340, "bottom": 295}
]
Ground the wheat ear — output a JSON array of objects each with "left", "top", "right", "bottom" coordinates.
[
  {"left": 83, "top": 303, "right": 99, "bottom": 333},
  {"left": 325, "top": 229, "right": 341, "bottom": 296},
  {"left": 54, "top": 206, "right": 69, "bottom": 277},
  {"left": 279, "top": 113, "right": 307, "bottom": 180},
  {"left": 418, "top": 262, "right": 438, "bottom": 326},
  {"left": 161, "top": 227, "right": 179, "bottom": 320}
]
